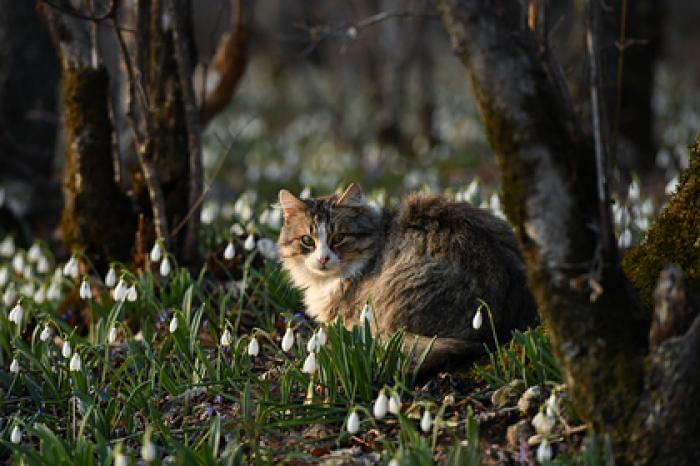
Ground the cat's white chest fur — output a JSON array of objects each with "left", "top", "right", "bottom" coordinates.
[{"left": 303, "top": 278, "right": 340, "bottom": 321}]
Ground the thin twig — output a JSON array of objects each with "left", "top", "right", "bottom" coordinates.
[{"left": 168, "top": 0, "right": 203, "bottom": 262}]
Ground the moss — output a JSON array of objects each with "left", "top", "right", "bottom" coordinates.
[{"left": 622, "top": 133, "right": 700, "bottom": 311}]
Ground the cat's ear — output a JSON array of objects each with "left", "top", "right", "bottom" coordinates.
[
  {"left": 278, "top": 189, "right": 306, "bottom": 220},
  {"left": 336, "top": 183, "right": 364, "bottom": 206}
]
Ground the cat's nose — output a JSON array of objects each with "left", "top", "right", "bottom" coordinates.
[{"left": 318, "top": 256, "right": 329, "bottom": 265}]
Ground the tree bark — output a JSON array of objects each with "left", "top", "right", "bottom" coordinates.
[{"left": 435, "top": 1, "right": 699, "bottom": 463}]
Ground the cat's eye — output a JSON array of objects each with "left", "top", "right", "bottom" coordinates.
[
  {"left": 300, "top": 235, "right": 315, "bottom": 248},
  {"left": 332, "top": 234, "right": 346, "bottom": 245}
]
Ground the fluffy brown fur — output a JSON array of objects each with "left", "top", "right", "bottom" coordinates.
[{"left": 278, "top": 183, "right": 538, "bottom": 372}]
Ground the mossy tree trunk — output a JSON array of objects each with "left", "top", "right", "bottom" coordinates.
[
  {"left": 435, "top": 1, "right": 700, "bottom": 464},
  {"left": 43, "top": 5, "right": 136, "bottom": 267}
]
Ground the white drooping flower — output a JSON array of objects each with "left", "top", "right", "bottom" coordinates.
[
  {"left": 0, "top": 236, "right": 15, "bottom": 257},
  {"left": 267, "top": 208, "right": 283, "bottom": 230},
  {"left": 256, "top": 238, "right": 278, "bottom": 261},
  {"left": 12, "top": 252, "right": 25, "bottom": 274},
  {"left": 281, "top": 327, "right": 294, "bottom": 352},
  {"left": 545, "top": 393, "right": 557, "bottom": 417},
  {"left": 346, "top": 410, "right": 360, "bottom": 434},
  {"left": 306, "top": 333, "right": 319, "bottom": 353},
  {"left": 79, "top": 278, "right": 92, "bottom": 300},
  {"left": 300, "top": 186, "right": 311, "bottom": 199},
  {"left": 62, "top": 341, "right": 72, "bottom": 359},
  {"left": 169, "top": 317, "right": 178, "bottom": 333},
  {"left": 316, "top": 326, "right": 327, "bottom": 346},
  {"left": 141, "top": 438, "right": 156, "bottom": 463},
  {"left": 420, "top": 408, "right": 433, "bottom": 433},
  {"left": 359, "top": 303, "right": 373, "bottom": 326},
  {"left": 114, "top": 452, "right": 128, "bottom": 466},
  {"left": 388, "top": 459, "right": 400, "bottom": 466},
  {"left": 373, "top": 390, "right": 388, "bottom": 419},
  {"left": 34, "top": 285, "right": 46, "bottom": 304},
  {"left": 27, "top": 243, "right": 42, "bottom": 262},
  {"left": 114, "top": 279, "right": 127, "bottom": 301},
  {"left": 10, "top": 358, "right": 20, "bottom": 374},
  {"left": 220, "top": 329, "right": 233, "bottom": 347},
  {"left": 63, "top": 256, "right": 79, "bottom": 279},
  {"left": 159, "top": 257, "right": 171, "bottom": 277},
  {"left": 126, "top": 285, "right": 138, "bottom": 302},
  {"left": 537, "top": 438, "right": 553, "bottom": 463},
  {"left": 244, "top": 234, "right": 256, "bottom": 251},
  {"left": 302, "top": 351, "right": 316, "bottom": 374},
  {"left": 618, "top": 228, "right": 632, "bottom": 249},
  {"left": 3, "top": 286, "right": 17, "bottom": 307},
  {"left": 149, "top": 242, "right": 162, "bottom": 263},
  {"left": 10, "top": 425, "right": 21, "bottom": 444},
  {"left": 229, "top": 223, "right": 245, "bottom": 236},
  {"left": 389, "top": 391, "right": 401, "bottom": 415},
  {"left": 69, "top": 352, "right": 82, "bottom": 372},
  {"left": 0, "top": 266, "right": 8, "bottom": 286},
  {"left": 8, "top": 302, "right": 24, "bottom": 325},
  {"left": 532, "top": 411, "right": 556, "bottom": 435},
  {"left": 247, "top": 337, "right": 260, "bottom": 357},
  {"left": 37, "top": 255, "right": 50, "bottom": 274},
  {"left": 40, "top": 325, "right": 52, "bottom": 342},
  {"left": 108, "top": 326, "right": 118, "bottom": 344},
  {"left": 47, "top": 282, "right": 61, "bottom": 301},
  {"left": 105, "top": 267, "right": 117, "bottom": 288},
  {"left": 472, "top": 309, "right": 483, "bottom": 330},
  {"left": 224, "top": 241, "right": 235, "bottom": 260}
]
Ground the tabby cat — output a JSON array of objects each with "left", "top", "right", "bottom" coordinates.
[{"left": 277, "top": 183, "right": 538, "bottom": 372}]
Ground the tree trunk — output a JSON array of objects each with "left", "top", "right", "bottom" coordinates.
[
  {"left": 42, "top": 4, "right": 136, "bottom": 266},
  {"left": 435, "top": 1, "right": 700, "bottom": 463}
]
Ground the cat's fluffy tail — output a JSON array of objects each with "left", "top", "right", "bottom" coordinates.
[{"left": 403, "top": 333, "right": 485, "bottom": 375}]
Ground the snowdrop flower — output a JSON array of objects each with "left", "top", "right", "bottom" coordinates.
[
  {"left": 247, "top": 337, "right": 260, "bottom": 356},
  {"left": 537, "top": 439, "right": 553, "bottom": 463},
  {"left": 532, "top": 411, "right": 556, "bottom": 435},
  {"left": 0, "top": 266, "right": 8, "bottom": 286},
  {"left": 0, "top": 236, "right": 15, "bottom": 257},
  {"left": 105, "top": 267, "right": 117, "bottom": 287},
  {"left": 300, "top": 186, "right": 311, "bottom": 199},
  {"left": 465, "top": 178, "right": 482, "bottom": 205},
  {"left": 159, "top": 256, "right": 171, "bottom": 277},
  {"left": 224, "top": 241, "right": 235, "bottom": 260},
  {"left": 420, "top": 408, "right": 433, "bottom": 432},
  {"left": 126, "top": 285, "right": 138, "bottom": 302},
  {"left": 244, "top": 234, "right": 256, "bottom": 251},
  {"left": 62, "top": 341, "right": 72, "bottom": 359},
  {"left": 472, "top": 309, "right": 483, "bottom": 330},
  {"left": 316, "top": 326, "right": 327, "bottom": 346},
  {"left": 346, "top": 410, "right": 360, "bottom": 434},
  {"left": 150, "top": 242, "right": 162, "bottom": 263},
  {"left": 360, "top": 303, "right": 373, "bottom": 326},
  {"left": 9, "top": 302, "right": 23, "bottom": 325},
  {"left": 114, "top": 452, "right": 128, "bottom": 466},
  {"left": 545, "top": 393, "right": 557, "bottom": 417},
  {"left": 628, "top": 180, "right": 640, "bottom": 202},
  {"left": 281, "top": 326, "right": 294, "bottom": 352},
  {"left": 267, "top": 208, "right": 283, "bottom": 230},
  {"left": 373, "top": 389, "right": 388, "bottom": 419},
  {"left": 20, "top": 281, "right": 34, "bottom": 297},
  {"left": 388, "top": 459, "right": 400, "bottom": 466},
  {"left": 47, "top": 282, "right": 61, "bottom": 301},
  {"left": 33, "top": 285, "right": 45, "bottom": 304},
  {"left": 69, "top": 352, "right": 81, "bottom": 371},
  {"left": 63, "top": 256, "right": 79, "bottom": 279},
  {"left": 10, "top": 425, "right": 21, "bottom": 444},
  {"left": 389, "top": 391, "right": 401, "bottom": 415},
  {"left": 3, "top": 286, "right": 17, "bottom": 307},
  {"left": 618, "top": 228, "right": 632, "bottom": 249},
  {"left": 37, "top": 255, "right": 50, "bottom": 274},
  {"left": 256, "top": 238, "right": 278, "bottom": 260},
  {"left": 665, "top": 175, "right": 679, "bottom": 196},
  {"left": 11, "top": 253, "right": 24, "bottom": 274},
  {"left": 220, "top": 329, "right": 233, "bottom": 347},
  {"left": 108, "top": 326, "right": 118, "bottom": 344},
  {"left": 302, "top": 351, "right": 316, "bottom": 374},
  {"left": 40, "top": 325, "right": 52, "bottom": 342},
  {"left": 169, "top": 317, "right": 178, "bottom": 333},
  {"left": 306, "top": 333, "right": 319, "bottom": 353},
  {"left": 114, "top": 279, "right": 127, "bottom": 301},
  {"left": 28, "top": 243, "right": 42, "bottom": 262},
  {"left": 141, "top": 437, "right": 156, "bottom": 463},
  {"left": 229, "top": 223, "right": 245, "bottom": 236},
  {"left": 10, "top": 358, "right": 20, "bottom": 373},
  {"left": 79, "top": 278, "right": 92, "bottom": 300}
]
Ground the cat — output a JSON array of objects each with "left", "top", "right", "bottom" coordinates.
[{"left": 277, "top": 183, "right": 538, "bottom": 372}]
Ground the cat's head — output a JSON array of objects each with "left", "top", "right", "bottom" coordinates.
[{"left": 277, "top": 183, "right": 380, "bottom": 285}]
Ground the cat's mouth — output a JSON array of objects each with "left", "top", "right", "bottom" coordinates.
[{"left": 306, "top": 261, "right": 340, "bottom": 277}]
